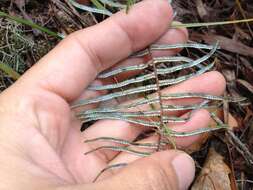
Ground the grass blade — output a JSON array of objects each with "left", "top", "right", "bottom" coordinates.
[
  {"left": 0, "top": 62, "right": 21, "bottom": 80},
  {"left": 90, "top": 0, "right": 106, "bottom": 10},
  {"left": 69, "top": 0, "right": 113, "bottom": 16},
  {"left": 0, "top": 11, "right": 64, "bottom": 39}
]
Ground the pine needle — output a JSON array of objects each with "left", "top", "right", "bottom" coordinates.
[
  {"left": 0, "top": 11, "right": 64, "bottom": 39},
  {"left": 171, "top": 18, "right": 253, "bottom": 29}
]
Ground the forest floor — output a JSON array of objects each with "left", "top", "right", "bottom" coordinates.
[{"left": 0, "top": 0, "right": 253, "bottom": 189}]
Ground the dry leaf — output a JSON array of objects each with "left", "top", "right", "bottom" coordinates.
[
  {"left": 236, "top": 79, "right": 253, "bottom": 94},
  {"left": 192, "top": 148, "right": 231, "bottom": 190},
  {"left": 222, "top": 70, "right": 236, "bottom": 83},
  {"left": 239, "top": 57, "right": 253, "bottom": 84},
  {"left": 196, "top": 0, "right": 208, "bottom": 19},
  {"left": 227, "top": 113, "right": 239, "bottom": 129},
  {"left": 14, "top": 0, "right": 27, "bottom": 8},
  {"left": 191, "top": 33, "right": 253, "bottom": 57}
]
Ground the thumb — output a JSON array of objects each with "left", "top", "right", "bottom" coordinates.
[
  {"left": 60, "top": 151, "right": 195, "bottom": 190},
  {"left": 104, "top": 151, "right": 195, "bottom": 190}
]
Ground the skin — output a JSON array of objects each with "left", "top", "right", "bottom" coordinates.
[{"left": 0, "top": 0, "right": 226, "bottom": 190}]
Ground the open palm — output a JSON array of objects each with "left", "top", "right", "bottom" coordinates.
[{"left": 0, "top": 0, "right": 225, "bottom": 189}]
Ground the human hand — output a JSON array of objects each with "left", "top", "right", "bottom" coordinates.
[{"left": 0, "top": 0, "right": 226, "bottom": 189}]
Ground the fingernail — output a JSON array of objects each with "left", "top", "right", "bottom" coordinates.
[{"left": 172, "top": 153, "right": 195, "bottom": 190}]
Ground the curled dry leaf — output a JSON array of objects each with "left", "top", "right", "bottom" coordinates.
[{"left": 191, "top": 148, "right": 231, "bottom": 190}]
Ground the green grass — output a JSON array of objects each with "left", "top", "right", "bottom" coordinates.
[{"left": 0, "top": 62, "right": 20, "bottom": 80}]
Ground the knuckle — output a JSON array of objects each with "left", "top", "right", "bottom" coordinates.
[{"left": 66, "top": 32, "right": 103, "bottom": 73}]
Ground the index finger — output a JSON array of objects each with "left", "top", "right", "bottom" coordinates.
[{"left": 17, "top": 0, "right": 173, "bottom": 101}]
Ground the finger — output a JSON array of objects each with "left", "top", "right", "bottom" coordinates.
[
  {"left": 82, "top": 71, "right": 225, "bottom": 161},
  {"left": 107, "top": 109, "right": 210, "bottom": 166},
  {"left": 73, "top": 26, "right": 188, "bottom": 108},
  {"left": 73, "top": 80, "right": 107, "bottom": 111},
  {"left": 74, "top": 151, "right": 195, "bottom": 190},
  {"left": 100, "top": 26, "right": 188, "bottom": 82},
  {"left": 16, "top": 0, "right": 173, "bottom": 101}
]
